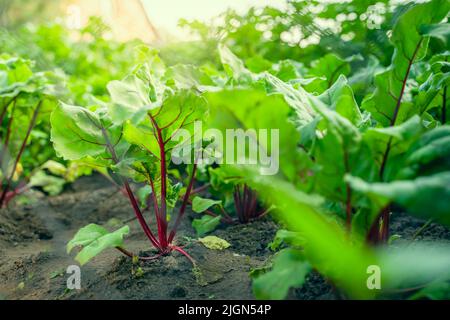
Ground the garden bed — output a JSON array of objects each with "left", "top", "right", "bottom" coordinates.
[
  {"left": 0, "top": 175, "right": 277, "bottom": 300},
  {"left": 1, "top": 174, "right": 449, "bottom": 300}
]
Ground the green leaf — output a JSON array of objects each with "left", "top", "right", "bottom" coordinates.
[
  {"left": 348, "top": 56, "right": 382, "bottom": 101},
  {"left": 151, "top": 91, "right": 207, "bottom": 144},
  {"left": 308, "top": 53, "right": 351, "bottom": 88},
  {"left": 192, "top": 215, "right": 222, "bottom": 237},
  {"left": 362, "top": 0, "right": 450, "bottom": 126},
  {"left": 271, "top": 60, "right": 305, "bottom": 82},
  {"left": 107, "top": 75, "right": 153, "bottom": 125},
  {"left": 50, "top": 103, "right": 107, "bottom": 160},
  {"left": 136, "top": 185, "right": 152, "bottom": 208},
  {"left": 346, "top": 172, "right": 450, "bottom": 227},
  {"left": 166, "top": 64, "right": 215, "bottom": 90},
  {"left": 198, "top": 235, "right": 230, "bottom": 250},
  {"left": 400, "top": 126, "right": 450, "bottom": 177},
  {"left": 218, "top": 44, "right": 255, "bottom": 84},
  {"left": 252, "top": 248, "right": 311, "bottom": 300},
  {"left": 420, "top": 23, "right": 450, "bottom": 46},
  {"left": 410, "top": 281, "right": 450, "bottom": 300},
  {"left": 29, "top": 170, "right": 65, "bottom": 196},
  {"left": 206, "top": 88, "right": 303, "bottom": 181},
  {"left": 268, "top": 229, "right": 305, "bottom": 251},
  {"left": 167, "top": 181, "right": 183, "bottom": 209},
  {"left": 263, "top": 73, "right": 316, "bottom": 128},
  {"left": 123, "top": 120, "right": 160, "bottom": 157},
  {"left": 67, "top": 224, "right": 129, "bottom": 266},
  {"left": 379, "top": 243, "right": 450, "bottom": 293},
  {"left": 318, "top": 75, "right": 364, "bottom": 126},
  {"left": 40, "top": 160, "right": 67, "bottom": 176},
  {"left": 192, "top": 196, "right": 222, "bottom": 213},
  {"left": 415, "top": 70, "right": 450, "bottom": 115},
  {"left": 300, "top": 85, "right": 377, "bottom": 202},
  {"left": 362, "top": 115, "right": 425, "bottom": 180}
]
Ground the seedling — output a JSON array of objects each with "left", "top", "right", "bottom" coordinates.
[
  {"left": 232, "top": 184, "right": 269, "bottom": 223},
  {"left": 191, "top": 182, "right": 271, "bottom": 236}
]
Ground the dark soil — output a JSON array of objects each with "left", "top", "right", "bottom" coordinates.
[
  {"left": 291, "top": 212, "right": 450, "bottom": 300},
  {"left": 0, "top": 175, "right": 449, "bottom": 300},
  {"left": 0, "top": 175, "right": 277, "bottom": 300}
]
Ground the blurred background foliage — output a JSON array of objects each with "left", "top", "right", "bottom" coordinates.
[{"left": 0, "top": 1, "right": 427, "bottom": 99}]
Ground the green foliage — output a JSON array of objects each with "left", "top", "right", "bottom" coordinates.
[
  {"left": 192, "top": 0, "right": 450, "bottom": 299},
  {"left": 410, "top": 281, "right": 450, "bottom": 300},
  {"left": 347, "top": 173, "right": 450, "bottom": 227},
  {"left": 67, "top": 224, "right": 130, "bottom": 266},
  {"left": 420, "top": 23, "right": 450, "bottom": 46},
  {"left": 362, "top": 0, "right": 450, "bottom": 126},
  {"left": 0, "top": 54, "right": 61, "bottom": 205},
  {"left": 192, "top": 215, "right": 222, "bottom": 237},
  {"left": 252, "top": 249, "right": 311, "bottom": 300},
  {"left": 268, "top": 229, "right": 305, "bottom": 251},
  {"left": 3, "top": 0, "right": 450, "bottom": 300},
  {"left": 192, "top": 196, "right": 222, "bottom": 213},
  {"left": 1, "top": 18, "right": 141, "bottom": 105},
  {"left": 51, "top": 102, "right": 119, "bottom": 161}
]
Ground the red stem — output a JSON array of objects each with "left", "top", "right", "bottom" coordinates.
[
  {"left": 149, "top": 115, "right": 168, "bottom": 249},
  {"left": 233, "top": 185, "right": 242, "bottom": 222},
  {"left": 168, "top": 164, "right": 197, "bottom": 243},
  {"left": 122, "top": 175, "right": 161, "bottom": 250},
  {"left": 379, "top": 39, "right": 422, "bottom": 180},
  {"left": 116, "top": 247, "right": 164, "bottom": 261},
  {"left": 371, "top": 40, "right": 423, "bottom": 244},
  {"left": 100, "top": 126, "right": 161, "bottom": 250},
  {"left": 148, "top": 176, "right": 164, "bottom": 246},
  {"left": 191, "top": 183, "right": 211, "bottom": 195},
  {"left": 218, "top": 205, "right": 234, "bottom": 223},
  {"left": 367, "top": 206, "right": 390, "bottom": 245},
  {"left": 172, "top": 245, "right": 196, "bottom": 265},
  {"left": 0, "top": 96, "right": 15, "bottom": 127},
  {"left": 2, "top": 184, "right": 29, "bottom": 206},
  {"left": 256, "top": 207, "right": 271, "bottom": 219}
]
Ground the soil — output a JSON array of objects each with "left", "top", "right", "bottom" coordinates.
[
  {"left": 0, "top": 175, "right": 277, "bottom": 300},
  {"left": 0, "top": 175, "right": 449, "bottom": 300}
]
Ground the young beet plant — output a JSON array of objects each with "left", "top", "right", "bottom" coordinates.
[
  {"left": 0, "top": 55, "right": 57, "bottom": 208},
  {"left": 191, "top": 179, "right": 272, "bottom": 236},
  {"left": 52, "top": 59, "right": 207, "bottom": 265}
]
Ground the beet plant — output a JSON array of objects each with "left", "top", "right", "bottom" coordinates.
[
  {"left": 0, "top": 55, "right": 59, "bottom": 208},
  {"left": 232, "top": 184, "right": 267, "bottom": 223},
  {"left": 52, "top": 50, "right": 208, "bottom": 265},
  {"left": 191, "top": 170, "right": 272, "bottom": 236},
  {"left": 195, "top": 0, "right": 450, "bottom": 299}
]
